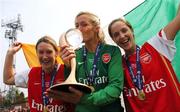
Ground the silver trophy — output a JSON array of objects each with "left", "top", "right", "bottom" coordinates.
[{"left": 50, "top": 28, "right": 94, "bottom": 93}]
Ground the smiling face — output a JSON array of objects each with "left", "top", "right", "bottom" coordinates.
[
  {"left": 36, "top": 36, "right": 58, "bottom": 73},
  {"left": 37, "top": 42, "right": 57, "bottom": 73},
  {"left": 109, "top": 20, "right": 136, "bottom": 55}
]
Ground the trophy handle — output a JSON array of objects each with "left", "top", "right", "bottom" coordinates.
[
  {"left": 63, "top": 57, "right": 77, "bottom": 83},
  {"left": 59, "top": 32, "right": 77, "bottom": 83}
]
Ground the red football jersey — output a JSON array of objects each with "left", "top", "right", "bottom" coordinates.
[
  {"left": 28, "top": 65, "right": 74, "bottom": 112},
  {"left": 123, "top": 31, "right": 180, "bottom": 112}
]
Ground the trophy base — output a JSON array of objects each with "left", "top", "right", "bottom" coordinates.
[{"left": 50, "top": 83, "right": 94, "bottom": 93}]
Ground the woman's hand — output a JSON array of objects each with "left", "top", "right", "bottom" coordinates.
[
  {"left": 47, "top": 86, "right": 84, "bottom": 104},
  {"left": 7, "top": 42, "right": 22, "bottom": 55},
  {"left": 59, "top": 45, "right": 76, "bottom": 67}
]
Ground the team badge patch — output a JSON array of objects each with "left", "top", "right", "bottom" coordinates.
[
  {"left": 102, "top": 53, "right": 111, "bottom": 64},
  {"left": 141, "top": 53, "right": 152, "bottom": 64}
]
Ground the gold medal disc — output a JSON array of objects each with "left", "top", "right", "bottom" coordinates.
[
  {"left": 43, "top": 106, "right": 48, "bottom": 112},
  {"left": 138, "top": 90, "right": 145, "bottom": 100}
]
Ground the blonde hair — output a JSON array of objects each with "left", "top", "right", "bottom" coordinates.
[{"left": 75, "top": 12, "right": 106, "bottom": 43}]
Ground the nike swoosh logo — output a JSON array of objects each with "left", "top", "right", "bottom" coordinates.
[{"left": 78, "top": 62, "right": 84, "bottom": 65}]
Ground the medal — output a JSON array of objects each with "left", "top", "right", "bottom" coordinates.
[
  {"left": 43, "top": 106, "right": 48, "bottom": 112},
  {"left": 138, "top": 90, "right": 145, "bottom": 100},
  {"left": 125, "top": 46, "right": 146, "bottom": 101},
  {"left": 42, "top": 64, "right": 58, "bottom": 112}
]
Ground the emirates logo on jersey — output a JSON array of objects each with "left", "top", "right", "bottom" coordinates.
[
  {"left": 141, "top": 53, "right": 152, "bottom": 64},
  {"left": 102, "top": 53, "right": 111, "bottom": 64}
]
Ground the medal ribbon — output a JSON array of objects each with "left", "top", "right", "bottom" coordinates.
[
  {"left": 125, "top": 45, "right": 143, "bottom": 90},
  {"left": 83, "top": 43, "right": 101, "bottom": 85},
  {"left": 42, "top": 64, "right": 58, "bottom": 107}
]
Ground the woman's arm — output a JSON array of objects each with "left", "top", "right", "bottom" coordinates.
[
  {"left": 164, "top": 4, "right": 180, "bottom": 40},
  {"left": 3, "top": 42, "right": 22, "bottom": 85}
]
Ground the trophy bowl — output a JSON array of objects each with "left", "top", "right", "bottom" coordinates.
[{"left": 50, "top": 28, "right": 94, "bottom": 93}]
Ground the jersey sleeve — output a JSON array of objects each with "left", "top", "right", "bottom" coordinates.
[
  {"left": 79, "top": 46, "right": 124, "bottom": 106},
  {"left": 147, "top": 29, "right": 176, "bottom": 61},
  {"left": 14, "top": 68, "right": 31, "bottom": 88}
]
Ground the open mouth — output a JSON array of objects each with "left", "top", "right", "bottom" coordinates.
[
  {"left": 122, "top": 38, "right": 129, "bottom": 44},
  {"left": 121, "top": 38, "right": 130, "bottom": 46},
  {"left": 41, "top": 60, "right": 50, "bottom": 65}
]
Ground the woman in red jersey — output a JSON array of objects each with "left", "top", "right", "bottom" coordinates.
[
  {"left": 3, "top": 36, "right": 74, "bottom": 112},
  {"left": 108, "top": 5, "right": 180, "bottom": 112}
]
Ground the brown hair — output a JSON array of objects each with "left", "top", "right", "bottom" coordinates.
[
  {"left": 35, "top": 35, "right": 58, "bottom": 52},
  {"left": 75, "top": 11, "right": 106, "bottom": 43},
  {"left": 108, "top": 18, "right": 134, "bottom": 38}
]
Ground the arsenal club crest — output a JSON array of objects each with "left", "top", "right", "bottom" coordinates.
[
  {"left": 102, "top": 53, "right": 111, "bottom": 64},
  {"left": 141, "top": 53, "right": 152, "bottom": 64}
]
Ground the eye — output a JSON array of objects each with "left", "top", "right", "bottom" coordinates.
[
  {"left": 46, "top": 50, "right": 53, "bottom": 54},
  {"left": 81, "top": 22, "right": 88, "bottom": 27},
  {"left": 38, "top": 50, "right": 43, "bottom": 54},
  {"left": 75, "top": 22, "right": 88, "bottom": 28},
  {"left": 121, "top": 28, "right": 128, "bottom": 33},
  {"left": 113, "top": 32, "right": 119, "bottom": 38},
  {"left": 75, "top": 23, "right": 79, "bottom": 28}
]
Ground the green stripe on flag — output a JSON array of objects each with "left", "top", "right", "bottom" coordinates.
[{"left": 125, "top": 0, "right": 180, "bottom": 81}]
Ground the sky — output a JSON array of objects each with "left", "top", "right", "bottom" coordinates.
[{"left": 0, "top": 0, "right": 144, "bottom": 96}]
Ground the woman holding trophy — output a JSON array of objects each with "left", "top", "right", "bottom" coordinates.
[{"left": 48, "top": 12, "right": 124, "bottom": 112}]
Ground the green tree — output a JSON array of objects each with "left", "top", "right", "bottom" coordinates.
[{"left": 2, "top": 87, "right": 26, "bottom": 108}]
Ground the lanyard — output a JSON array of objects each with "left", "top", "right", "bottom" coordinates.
[
  {"left": 41, "top": 64, "right": 58, "bottom": 106},
  {"left": 83, "top": 43, "right": 101, "bottom": 85},
  {"left": 125, "top": 45, "right": 143, "bottom": 90}
]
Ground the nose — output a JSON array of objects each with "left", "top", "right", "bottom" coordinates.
[
  {"left": 77, "top": 26, "right": 83, "bottom": 32},
  {"left": 119, "top": 32, "right": 125, "bottom": 38},
  {"left": 41, "top": 53, "right": 48, "bottom": 59},
  {"left": 113, "top": 32, "right": 124, "bottom": 43}
]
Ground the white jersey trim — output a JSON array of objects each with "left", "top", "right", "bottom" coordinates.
[
  {"left": 14, "top": 64, "right": 61, "bottom": 88},
  {"left": 147, "top": 30, "right": 176, "bottom": 61},
  {"left": 14, "top": 68, "right": 31, "bottom": 88}
]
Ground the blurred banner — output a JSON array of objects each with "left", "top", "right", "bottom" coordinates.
[{"left": 124, "top": 0, "right": 180, "bottom": 81}]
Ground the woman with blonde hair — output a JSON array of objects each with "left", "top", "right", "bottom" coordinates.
[{"left": 48, "top": 12, "right": 124, "bottom": 112}]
